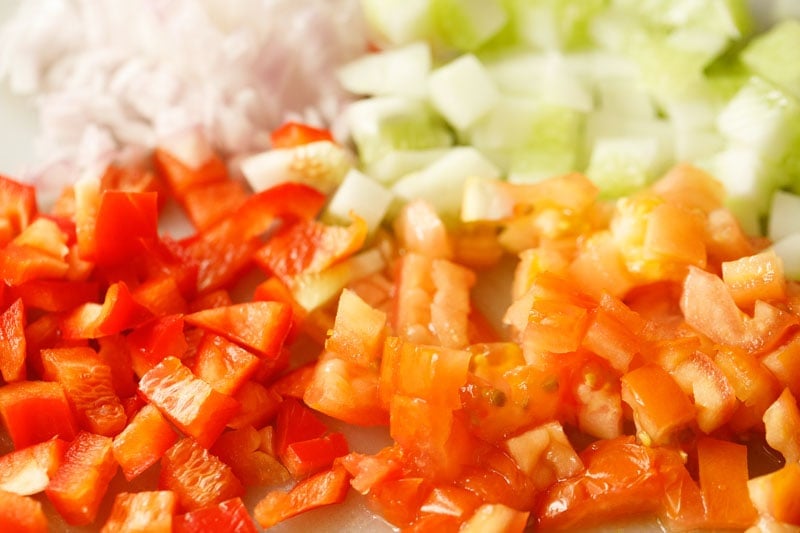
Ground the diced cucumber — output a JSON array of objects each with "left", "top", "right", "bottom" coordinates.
[
  {"left": 429, "top": 0, "right": 508, "bottom": 52},
  {"left": 461, "top": 176, "right": 515, "bottom": 222},
  {"left": 768, "top": 190, "right": 800, "bottom": 242},
  {"left": 325, "top": 168, "right": 394, "bottom": 233},
  {"left": 364, "top": 148, "right": 450, "bottom": 184},
  {"left": 345, "top": 96, "right": 454, "bottom": 165},
  {"left": 507, "top": 0, "right": 609, "bottom": 51},
  {"left": 359, "top": 0, "right": 432, "bottom": 46},
  {"left": 428, "top": 54, "right": 500, "bottom": 131},
  {"left": 611, "top": 0, "right": 752, "bottom": 38},
  {"left": 716, "top": 76, "right": 800, "bottom": 161},
  {"left": 741, "top": 19, "right": 800, "bottom": 100},
  {"left": 585, "top": 137, "right": 662, "bottom": 197},
  {"left": 771, "top": 234, "right": 800, "bottom": 280},
  {"left": 391, "top": 147, "right": 501, "bottom": 222},
  {"left": 239, "top": 141, "right": 351, "bottom": 194},
  {"left": 337, "top": 42, "right": 432, "bottom": 98}
]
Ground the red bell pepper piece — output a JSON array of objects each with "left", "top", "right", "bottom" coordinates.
[
  {"left": 0, "top": 298, "right": 26, "bottom": 382},
  {"left": 112, "top": 404, "right": 178, "bottom": 481},
  {"left": 45, "top": 431, "right": 119, "bottom": 526},
  {"left": 60, "top": 281, "right": 152, "bottom": 339},
  {"left": 0, "top": 243, "right": 69, "bottom": 285},
  {"left": 0, "top": 380, "right": 77, "bottom": 448},
  {"left": 0, "top": 438, "right": 67, "bottom": 495},
  {"left": 138, "top": 356, "right": 239, "bottom": 448},
  {"left": 210, "top": 426, "right": 290, "bottom": 488},
  {"left": 0, "top": 175, "right": 37, "bottom": 238},
  {"left": 153, "top": 144, "right": 228, "bottom": 198},
  {"left": 96, "top": 334, "right": 138, "bottom": 399},
  {"left": 101, "top": 490, "right": 176, "bottom": 533},
  {"left": 192, "top": 332, "right": 261, "bottom": 396},
  {"left": 93, "top": 190, "right": 159, "bottom": 266},
  {"left": 0, "top": 489, "right": 47, "bottom": 533},
  {"left": 273, "top": 397, "right": 328, "bottom": 457},
  {"left": 41, "top": 346, "right": 127, "bottom": 436},
  {"left": 174, "top": 497, "right": 257, "bottom": 533},
  {"left": 131, "top": 275, "right": 189, "bottom": 316},
  {"left": 226, "top": 381, "right": 282, "bottom": 430},
  {"left": 126, "top": 314, "right": 188, "bottom": 378},
  {"left": 281, "top": 431, "right": 350, "bottom": 480},
  {"left": 10, "top": 279, "right": 98, "bottom": 312},
  {"left": 270, "top": 121, "right": 335, "bottom": 149},
  {"left": 182, "top": 179, "right": 248, "bottom": 232},
  {"left": 159, "top": 438, "right": 244, "bottom": 512},
  {"left": 253, "top": 465, "right": 350, "bottom": 529},
  {"left": 270, "top": 362, "right": 317, "bottom": 400},
  {"left": 185, "top": 301, "right": 292, "bottom": 359}
]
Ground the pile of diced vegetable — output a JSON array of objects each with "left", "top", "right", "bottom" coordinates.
[{"left": 2, "top": 0, "right": 800, "bottom": 532}]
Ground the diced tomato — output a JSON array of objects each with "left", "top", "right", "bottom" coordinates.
[
  {"left": 763, "top": 388, "right": 800, "bottom": 464},
  {"left": 270, "top": 121, "right": 335, "bottom": 149},
  {"left": 0, "top": 380, "right": 78, "bottom": 448},
  {"left": 696, "top": 437, "right": 757, "bottom": 529},
  {"left": 304, "top": 353, "right": 388, "bottom": 426},
  {"left": 460, "top": 503, "right": 529, "bottom": 533},
  {"left": 339, "top": 449, "right": 405, "bottom": 495},
  {"left": 0, "top": 438, "right": 66, "bottom": 495},
  {"left": 159, "top": 438, "right": 243, "bottom": 512},
  {"left": 0, "top": 298, "right": 26, "bottom": 382},
  {"left": 748, "top": 462, "right": 800, "bottom": 526},
  {"left": 270, "top": 362, "right": 317, "bottom": 400},
  {"left": 211, "top": 426, "right": 290, "bottom": 487},
  {"left": 620, "top": 364, "right": 696, "bottom": 446},
  {"left": 174, "top": 497, "right": 257, "bottom": 533},
  {"left": 417, "top": 484, "right": 483, "bottom": 522},
  {"left": 45, "top": 431, "right": 118, "bottom": 526},
  {"left": 185, "top": 301, "right": 292, "bottom": 359},
  {"left": 253, "top": 465, "right": 351, "bottom": 529},
  {"left": 326, "top": 288, "right": 387, "bottom": 367},
  {"left": 535, "top": 437, "right": 688, "bottom": 530},
  {"left": 722, "top": 248, "right": 786, "bottom": 311},
  {"left": 504, "top": 421, "right": 583, "bottom": 491},
  {"left": 0, "top": 490, "right": 47, "bottom": 533},
  {"left": 138, "top": 356, "right": 240, "bottom": 448},
  {"left": 670, "top": 351, "right": 737, "bottom": 434},
  {"left": 101, "top": 491, "right": 176, "bottom": 533},
  {"left": 112, "top": 404, "right": 178, "bottom": 481},
  {"left": 368, "top": 476, "right": 430, "bottom": 528}
]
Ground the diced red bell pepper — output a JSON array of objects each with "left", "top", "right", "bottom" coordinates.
[
  {"left": 96, "top": 334, "right": 138, "bottom": 399},
  {"left": 60, "top": 281, "right": 152, "bottom": 339},
  {"left": 366, "top": 476, "right": 431, "bottom": 528},
  {"left": 273, "top": 398, "right": 328, "bottom": 457},
  {"left": 269, "top": 121, "right": 335, "bottom": 149},
  {"left": 281, "top": 431, "right": 350, "bottom": 479},
  {"left": 131, "top": 275, "right": 189, "bottom": 316},
  {"left": 270, "top": 361, "right": 316, "bottom": 400},
  {"left": 10, "top": 279, "right": 98, "bottom": 312},
  {"left": 253, "top": 465, "right": 351, "bottom": 529},
  {"left": 182, "top": 179, "right": 248, "bottom": 232},
  {"left": 0, "top": 489, "right": 47, "bottom": 533},
  {"left": 0, "top": 243, "right": 69, "bottom": 285},
  {"left": 174, "top": 497, "right": 257, "bottom": 533},
  {"left": 45, "top": 431, "right": 118, "bottom": 526},
  {"left": 153, "top": 142, "right": 228, "bottom": 198},
  {"left": 0, "top": 438, "right": 67, "bottom": 495},
  {"left": 138, "top": 356, "right": 239, "bottom": 448},
  {"left": 112, "top": 404, "right": 178, "bottom": 481},
  {"left": 226, "top": 381, "right": 282, "bottom": 430},
  {"left": 211, "top": 426, "right": 290, "bottom": 487},
  {"left": 0, "top": 380, "right": 77, "bottom": 448},
  {"left": 0, "top": 298, "right": 26, "bottom": 382},
  {"left": 93, "top": 190, "right": 159, "bottom": 266},
  {"left": 101, "top": 490, "right": 176, "bottom": 533},
  {"left": 159, "top": 438, "right": 244, "bottom": 512},
  {"left": 126, "top": 314, "right": 188, "bottom": 378},
  {"left": 41, "top": 346, "right": 127, "bottom": 436},
  {"left": 192, "top": 333, "right": 261, "bottom": 396},
  {"left": 0, "top": 175, "right": 37, "bottom": 237},
  {"left": 185, "top": 301, "right": 292, "bottom": 359}
]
